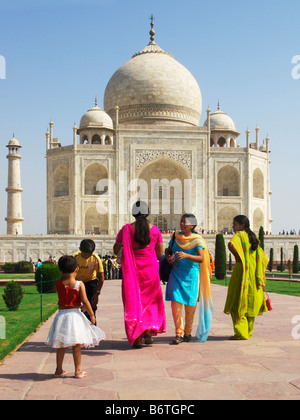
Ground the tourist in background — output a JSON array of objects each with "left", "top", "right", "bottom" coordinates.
[
  {"left": 113, "top": 201, "right": 166, "bottom": 348},
  {"left": 224, "top": 215, "right": 269, "bottom": 340},
  {"left": 165, "top": 214, "right": 213, "bottom": 344}
]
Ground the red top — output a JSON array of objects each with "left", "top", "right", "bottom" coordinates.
[{"left": 56, "top": 279, "right": 82, "bottom": 307}]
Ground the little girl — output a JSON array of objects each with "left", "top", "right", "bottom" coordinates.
[{"left": 46, "top": 255, "right": 105, "bottom": 378}]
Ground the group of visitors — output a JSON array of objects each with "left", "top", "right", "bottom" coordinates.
[{"left": 46, "top": 201, "right": 270, "bottom": 378}]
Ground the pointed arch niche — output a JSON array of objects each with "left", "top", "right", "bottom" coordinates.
[
  {"left": 53, "top": 165, "right": 69, "bottom": 197},
  {"left": 217, "top": 165, "right": 240, "bottom": 197},
  {"left": 138, "top": 158, "right": 191, "bottom": 231},
  {"left": 85, "top": 205, "right": 108, "bottom": 234},
  {"left": 84, "top": 163, "right": 108, "bottom": 195},
  {"left": 253, "top": 168, "right": 264, "bottom": 199}
]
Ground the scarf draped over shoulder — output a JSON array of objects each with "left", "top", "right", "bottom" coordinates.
[{"left": 173, "top": 230, "right": 213, "bottom": 342}]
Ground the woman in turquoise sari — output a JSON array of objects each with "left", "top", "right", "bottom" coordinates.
[
  {"left": 165, "top": 214, "right": 213, "bottom": 344},
  {"left": 224, "top": 215, "right": 269, "bottom": 340}
]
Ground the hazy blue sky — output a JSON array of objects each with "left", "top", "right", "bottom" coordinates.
[{"left": 0, "top": 0, "right": 299, "bottom": 234}]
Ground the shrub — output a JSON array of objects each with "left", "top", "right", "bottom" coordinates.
[
  {"left": 35, "top": 264, "right": 61, "bottom": 294},
  {"left": 229, "top": 253, "right": 232, "bottom": 271},
  {"left": 259, "top": 226, "right": 265, "bottom": 250},
  {"left": 278, "top": 247, "right": 285, "bottom": 272},
  {"left": 293, "top": 245, "right": 299, "bottom": 274},
  {"left": 277, "top": 264, "right": 285, "bottom": 272},
  {"left": 1, "top": 261, "right": 33, "bottom": 273},
  {"left": 2, "top": 281, "right": 23, "bottom": 311},
  {"left": 215, "top": 233, "right": 227, "bottom": 280},
  {"left": 268, "top": 248, "right": 274, "bottom": 272},
  {"left": 2, "top": 263, "right": 16, "bottom": 273},
  {"left": 15, "top": 261, "right": 34, "bottom": 273}
]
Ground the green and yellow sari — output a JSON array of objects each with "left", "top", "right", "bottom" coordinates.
[{"left": 224, "top": 230, "right": 269, "bottom": 339}]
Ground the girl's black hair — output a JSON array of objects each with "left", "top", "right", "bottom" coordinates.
[
  {"left": 58, "top": 255, "right": 78, "bottom": 273},
  {"left": 234, "top": 215, "right": 259, "bottom": 251},
  {"left": 181, "top": 213, "right": 198, "bottom": 233},
  {"left": 132, "top": 201, "right": 150, "bottom": 247}
]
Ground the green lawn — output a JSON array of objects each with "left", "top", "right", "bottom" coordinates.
[
  {"left": 211, "top": 277, "right": 300, "bottom": 297},
  {"left": 0, "top": 273, "right": 35, "bottom": 280},
  {"left": 0, "top": 285, "right": 58, "bottom": 362}
]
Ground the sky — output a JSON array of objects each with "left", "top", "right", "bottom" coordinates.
[{"left": 0, "top": 0, "right": 299, "bottom": 235}]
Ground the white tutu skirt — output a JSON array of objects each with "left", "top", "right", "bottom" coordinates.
[{"left": 45, "top": 308, "right": 106, "bottom": 349}]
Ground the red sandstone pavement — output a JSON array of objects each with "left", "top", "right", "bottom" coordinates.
[{"left": 0, "top": 280, "right": 300, "bottom": 401}]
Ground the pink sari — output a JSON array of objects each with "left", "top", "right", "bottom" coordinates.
[{"left": 116, "top": 224, "right": 166, "bottom": 346}]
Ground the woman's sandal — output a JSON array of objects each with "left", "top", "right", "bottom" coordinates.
[
  {"left": 132, "top": 337, "right": 142, "bottom": 349},
  {"left": 172, "top": 336, "right": 183, "bottom": 345},
  {"left": 75, "top": 370, "right": 88, "bottom": 378},
  {"left": 53, "top": 370, "right": 67, "bottom": 378},
  {"left": 183, "top": 334, "right": 192, "bottom": 342},
  {"left": 144, "top": 334, "right": 154, "bottom": 345}
]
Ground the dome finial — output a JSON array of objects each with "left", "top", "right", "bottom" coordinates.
[
  {"left": 95, "top": 96, "right": 98, "bottom": 107},
  {"left": 149, "top": 14, "right": 155, "bottom": 42},
  {"left": 217, "top": 100, "right": 220, "bottom": 110}
]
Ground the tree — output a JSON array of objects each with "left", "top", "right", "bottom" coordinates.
[
  {"left": 259, "top": 226, "right": 265, "bottom": 250},
  {"left": 229, "top": 253, "right": 232, "bottom": 271},
  {"left": 268, "top": 248, "right": 274, "bottom": 272},
  {"left": 2, "top": 281, "right": 23, "bottom": 311},
  {"left": 277, "top": 247, "right": 285, "bottom": 272},
  {"left": 215, "top": 233, "right": 227, "bottom": 280},
  {"left": 293, "top": 245, "right": 299, "bottom": 274}
]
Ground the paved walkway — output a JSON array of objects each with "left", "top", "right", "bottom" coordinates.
[{"left": 0, "top": 281, "right": 300, "bottom": 400}]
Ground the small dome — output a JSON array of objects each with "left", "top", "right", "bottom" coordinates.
[
  {"left": 79, "top": 105, "right": 114, "bottom": 130},
  {"left": 260, "top": 143, "right": 267, "bottom": 152},
  {"left": 7, "top": 136, "right": 20, "bottom": 147},
  {"left": 204, "top": 107, "right": 236, "bottom": 132}
]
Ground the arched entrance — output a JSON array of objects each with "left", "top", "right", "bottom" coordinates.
[{"left": 138, "top": 158, "right": 191, "bottom": 231}]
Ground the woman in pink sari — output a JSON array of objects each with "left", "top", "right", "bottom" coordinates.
[{"left": 113, "top": 201, "right": 166, "bottom": 348}]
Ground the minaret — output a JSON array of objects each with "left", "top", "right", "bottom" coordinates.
[{"left": 5, "top": 135, "right": 24, "bottom": 234}]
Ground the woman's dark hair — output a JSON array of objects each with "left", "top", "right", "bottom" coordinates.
[
  {"left": 234, "top": 215, "right": 259, "bottom": 251},
  {"left": 132, "top": 200, "right": 150, "bottom": 247},
  {"left": 58, "top": 255, "right": 78, "bottom": 273},
  {"left": 181, "top": 213, "right": 198, "bottom": 233}
]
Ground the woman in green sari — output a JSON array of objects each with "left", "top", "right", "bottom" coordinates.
[{"left": 224, "top": 215, "right": 269, "bottom": 340}]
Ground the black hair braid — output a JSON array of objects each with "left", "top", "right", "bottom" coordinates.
[
  {"left": 132, "top": 201, "right": 150, "bottom": 247},
  {"left": 134, "top": 216, "right": 150, "bottom": 247}
]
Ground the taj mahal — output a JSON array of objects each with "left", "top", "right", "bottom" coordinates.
[
  {"left": 46, "top": 18, "right": 271, "bottom": 236},
  {"left": 1, "top": 18, "right": 297, "bottom": 263}
]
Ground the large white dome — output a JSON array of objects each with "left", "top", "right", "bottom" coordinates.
[{"left": 104, "top": 40, "right": 202, "bottom": 126}]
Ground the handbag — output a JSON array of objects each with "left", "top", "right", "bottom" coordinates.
[
  {"left": 159, "top": 233, "right": 175, "bottom": 283},
  {"left": 262, "top": 284, "right": 272, "bottom": 311}
]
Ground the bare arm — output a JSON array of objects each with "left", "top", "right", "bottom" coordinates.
[
  {"left": 155, "top": 242, "right": 164, "bottom": 259},
  {"left": 228, "top": 241, "right": 242, "bottom": 263},
  {"left": 113, "top": 242, "right": 122, "bottom": 255}
]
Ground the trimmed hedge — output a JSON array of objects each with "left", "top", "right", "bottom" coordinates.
[
  {"left": 2, "top": 261, "right": 33, "bottom": 274},
  {"left": 215, "top": 233, "right": 227, "bottom": 280},
  {"left": 2, "top": 280, "right": 24, "bottom": 311},
  {"left": 35, "top": 264, "right": 61, "bottom": 294}
]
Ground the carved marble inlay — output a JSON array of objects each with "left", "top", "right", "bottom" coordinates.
[{"left": 135, "top": 150, "right": 192, "bottom": 173}]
